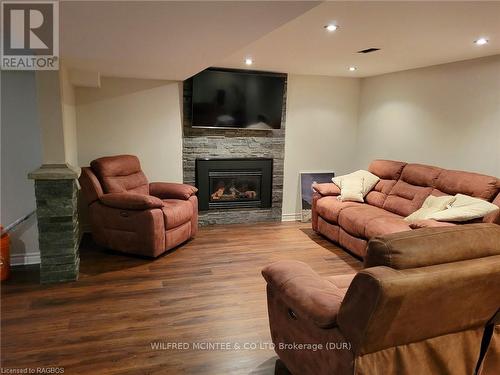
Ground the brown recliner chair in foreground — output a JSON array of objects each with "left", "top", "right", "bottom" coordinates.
[
  {"left": 263, "top": 224, "right": 500, "bottom": 375},
  {"left": 79, "top": 155, "right": 198, "bottom": 257}
]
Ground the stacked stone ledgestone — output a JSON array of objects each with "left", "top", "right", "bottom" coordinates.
[{"left": 34, "top": 179, "right": 80, "bottom": 283}]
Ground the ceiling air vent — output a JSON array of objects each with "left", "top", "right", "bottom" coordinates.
[{"left": 357, "top": 48, "right": 380, "bottom": 54}]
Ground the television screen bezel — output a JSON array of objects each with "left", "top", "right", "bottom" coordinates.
[{"left": 190, "top": 67, "right": 286, "bottom": 131}]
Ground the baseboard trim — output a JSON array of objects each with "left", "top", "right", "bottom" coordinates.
[
  {"left": 281, "top": 213, "right": 301, "bottom": 222},
  {"left": 11, "top": 252, "right": 41, "bottom": 266}
]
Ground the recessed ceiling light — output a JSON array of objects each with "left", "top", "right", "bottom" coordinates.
[
  {"left": 324, "top": 24, "right": 338, "bottom": 32},
  {"left": 474, "top": 38, "right": 489, "bottom": 45},
  {"left": 245, "top": 58, "right": 253, "bottom": 65},
  {"left": 348, "top": 66, "right": 357, "bottom": 72}
]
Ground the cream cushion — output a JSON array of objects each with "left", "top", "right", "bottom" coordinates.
[
  {"left": 428, "top": 194, "right": 499, "bottom": 222},
  {"left": 404, "top": 195, "right": 456, "bottom": 221},
  {"left": 338, "top": 176, "right": 364, "bottom": 202},
  {"left": 332, "top": 170, "right": 380, "bottom": 199}
]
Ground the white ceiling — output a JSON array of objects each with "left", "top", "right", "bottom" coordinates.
[
  {"left": 61, "top": 1, "right": 500, "bottom": 80},
  {"left": 60, "top": 1, "right": 319, "bottom": 80},
  {"left": 218, "top": 1, "right": 500, "bottom": 77}
]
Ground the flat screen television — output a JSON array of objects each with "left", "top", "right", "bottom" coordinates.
[{"left": 191, "top": 68, "right": 285, "bottom": 130}]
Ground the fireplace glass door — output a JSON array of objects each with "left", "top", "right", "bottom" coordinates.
[
  {"left": 209, "top": 171, "right": 262, "bottom": 208},
  {"left": 196, "top": 158, "right": 273, "bottom": 210}
]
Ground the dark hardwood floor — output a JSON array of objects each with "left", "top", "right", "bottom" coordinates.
[{"left": 1, "top": 222, "right": 362, "bottom": 375}]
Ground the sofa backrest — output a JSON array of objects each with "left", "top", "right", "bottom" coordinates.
[
  {"left": 90, "top": 155, "right": 149, "bottom": 195},
  {"left": 383, "top": 163, "right": 441, "bottom": 217},
  {"left": 337, "top": 255, "right": 500, "bottom": 356},
  {"left": 364, "top": 223, "right": 500, "bottom": 269},
  {"left": 367, "top": 159, "right": 500, "bottom": 222},
  {"left": 366, "top": 160, "right": 406, "bottom": 208},
  {"left": 433, "top": 169, "right": 498, "bottom": 201}
]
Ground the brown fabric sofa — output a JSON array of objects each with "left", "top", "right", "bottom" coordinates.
[
  {"left": 312, "top": 160, "right": 500, "bottom": 258},
  {"left": 262, "top": 224, "right": 500, "bottom": 375},
  {"left": 478, "top": 311, "right": 500, "bottom": 375},
  {"left": 79, "top": 155, "right": 198, "bottom": 257}
]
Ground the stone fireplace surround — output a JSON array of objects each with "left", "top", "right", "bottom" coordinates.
[{"left": 182, "top": 76, "right": 287, "bottom": 225}]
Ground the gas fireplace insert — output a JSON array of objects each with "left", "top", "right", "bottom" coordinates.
[{"left": 195, "top": 158, "right": 273, "bottom": 210}]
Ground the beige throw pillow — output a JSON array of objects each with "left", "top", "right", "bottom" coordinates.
[
  {"left": 428, "top": 194, "right": 499, "bottom": 222},
  {"left": 332, "top": 170, "right": 380, "bottom": 199},
  {"left": 404, "top": 195, "right": 456, "bottom": 221},
  {"left": 338, "top": 176, "right": 364, "bottom": 202}
]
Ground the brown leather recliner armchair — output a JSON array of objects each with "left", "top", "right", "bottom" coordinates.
[
  {"left": 262, "top": 224, "right": 500, "bottom": 375},
  {"left": 79, "top": 155, "right": 198, "bottom": 257}
]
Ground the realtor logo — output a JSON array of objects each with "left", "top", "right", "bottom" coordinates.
[{"left": 1, "top": 1, "right": 59, "bottom": 70}]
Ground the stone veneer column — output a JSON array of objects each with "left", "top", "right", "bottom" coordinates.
[{"left": 28, "top": 164, "right": 80, "bottom": 283}]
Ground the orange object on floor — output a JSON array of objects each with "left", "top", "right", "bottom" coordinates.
[{"left": 0, "top": 225, "right": 10, "bottom": 281}]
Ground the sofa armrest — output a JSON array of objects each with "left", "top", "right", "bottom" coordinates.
[
  {"left": 149, "top": 182, "right": 198, "bottom": 200},
  {"left": 99, "top": 193, "right": 164, "bottom": 210},
  {"left": 312, "top": 182, "right": 340, "bottom": 196},
  {"left": 262, "top": 260, "right": 344, "bottom": 328},
  {"left": 365, "top": 223, "right": 500, "bottom": 269}
]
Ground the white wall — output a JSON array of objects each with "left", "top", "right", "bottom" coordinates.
[
  {"left": 1, "top": 71, "right": 43, "bottom": 265},
  {"left": 35, "top": 71, "right": 67, "bottom": 164},
  {"left": 60, "top": 65, "right": 79, "bottom": 167},
  {"left": 32, "top": 68, "right": 79, "bottom": 167},
  {"left": 75, "top": 77, "right": 183, "bottom": 182},
  {"left": 357, "top": 55, "right": 500, "bottom": 176},
  {"left": 282, "top": 74, "right": 360, "bottom": 218}
]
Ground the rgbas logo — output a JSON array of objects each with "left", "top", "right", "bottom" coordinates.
[{"left": 1, "top": 1, "right": 59, "bottom": 70}]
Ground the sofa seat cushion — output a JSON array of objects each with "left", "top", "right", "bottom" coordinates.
[
  {"left": 326, "top": 274, "right": 356, "bottom": 293},
  {"left": 338, "top": 205, "right": 403, "bottom": 239},
  {"left": 162, "top": 199, "right": 194, "bottom": 229},
  {"left": 316, "top": 196, "right": 362, "bottom": 223},
  {"left": 364, "top": 216, "right": 412, "bottom": 238}
]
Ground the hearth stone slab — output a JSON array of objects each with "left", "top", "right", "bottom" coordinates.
[{"left": 198, "top": 208, "right": 281, "bottom": 226}]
